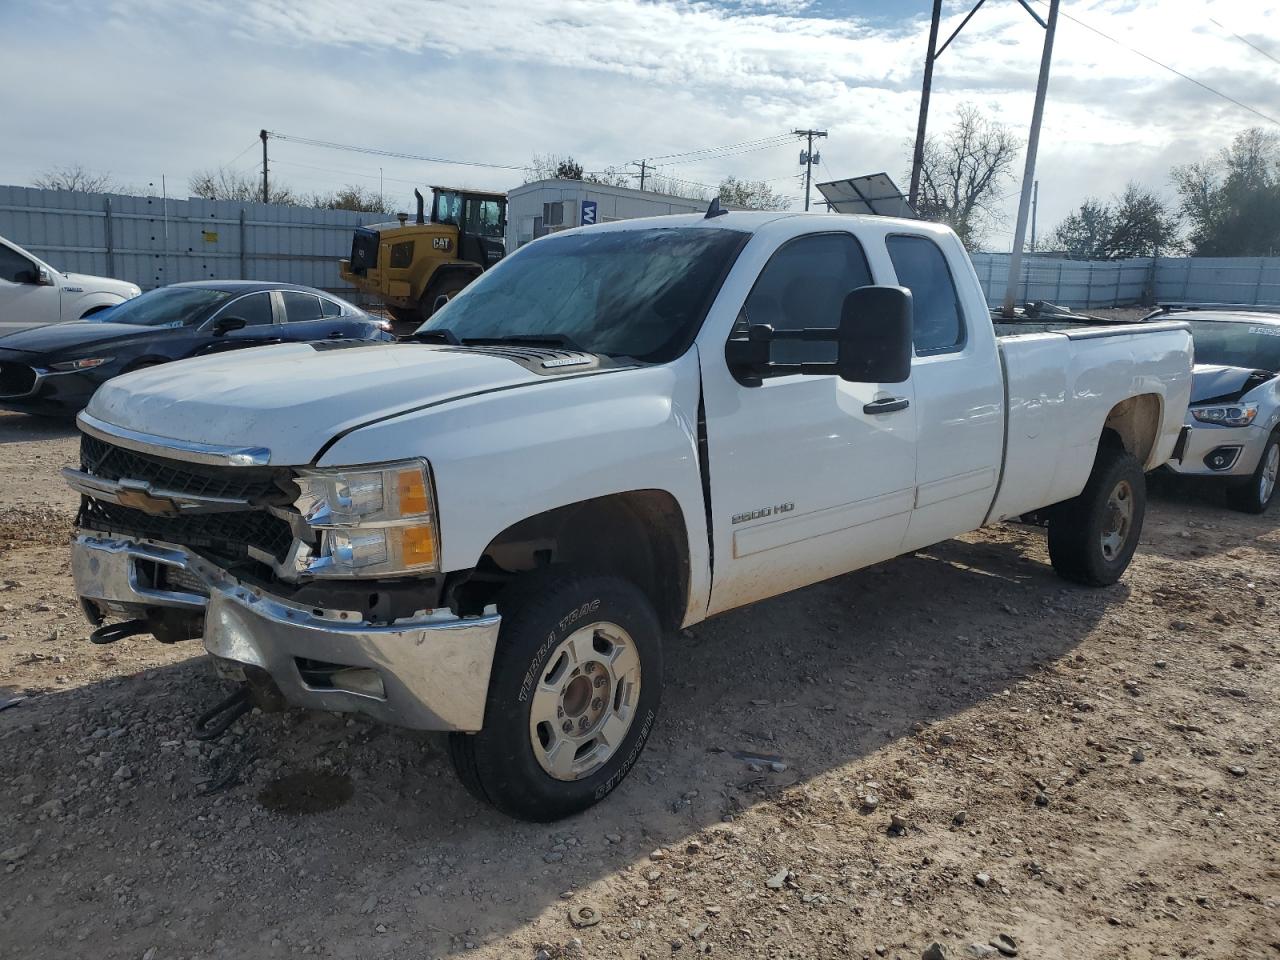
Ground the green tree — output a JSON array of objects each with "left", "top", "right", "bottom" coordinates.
[
  {"left": 1051, "top": 185, "right": 1179, "bottom": 259},
  {"left": 1051, "top": 198, "right": 1114, "bottom": 258},
  {"left": 1173, "top": 128, "right": 1280, "bottom": 256},
  {"left": 309, "top": 184, "right": 392, "bottom": 213}
]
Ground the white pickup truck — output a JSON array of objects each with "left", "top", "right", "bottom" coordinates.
[
  {"left": 0, "top": 235, "right": 140, "bottom": 329},
  {"left": 64, "top": 211, "right": 1193, "bottom": 821}
]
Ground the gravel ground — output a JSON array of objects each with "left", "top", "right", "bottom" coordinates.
[{"left": 0, "top": 408, "right": 1276, "bottom": 960}]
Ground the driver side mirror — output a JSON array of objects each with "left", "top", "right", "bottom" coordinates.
[
  {"left": 212, "top": 316, "right": 247, "bottom": 336},
  {"left": 14, "top": 266, "right": 51, "bottom": 285},
  {"left": 725, "top": 285, "right": 913, "bottom": 384},
  {"left": 836, "top": 286, "right": 913, "bottom": 383}
]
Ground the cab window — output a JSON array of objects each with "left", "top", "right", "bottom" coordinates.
[
  {"left": 886, "top": 235, "right": 965, "bottom": 355},
  {"left": 0, "top": 244, "right": 35, "bottom": 283},
  {"left": 467, "top": 199, "right": 504, "bottom": 238},
  {"left": 740, "top": 232, "right": 873, "bottom": 365},
  {"left": 220, "top": 291, "right": 273, "bottom": 326},
  {"left": 434, "top": 191, "right": 463, "bottom": 226}
]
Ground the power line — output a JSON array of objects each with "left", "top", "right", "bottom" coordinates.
[
  {"left": 657, "top": 136, "right": 797, "bottom": 166},
  {"left": 1031, "top": 1, "right": 1280, "bottom": 127},
  {"left": 642, "top": 134, "right": 795, "bottom": 164},
  {"left": 1209, "top": 16, "right": 1280, "bottom": 67},
  {"left": 224, "top": 138, "right": 262, "bottom": 170},
  {"left": 268, "top": 132, "right": 530, "bottom": 171}
]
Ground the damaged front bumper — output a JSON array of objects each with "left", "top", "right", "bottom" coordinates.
[{"left": 71, "top": 534, "right": 500, "bottom": 731}]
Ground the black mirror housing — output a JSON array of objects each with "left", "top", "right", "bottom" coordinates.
[
  {"left": 837, "top": 286, "right": 913, "bottom": 384},
  {"left": 212, "top": 316, "right": 248, "bottom": 336}
]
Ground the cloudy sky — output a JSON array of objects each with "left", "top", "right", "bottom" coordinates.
[{"left": 2, "top": 0, "right": 1278, "bottom": 249}]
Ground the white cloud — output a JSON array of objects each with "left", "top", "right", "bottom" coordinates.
[{"left": 1, "top": 0, "right": 1278, "bottom": 248}]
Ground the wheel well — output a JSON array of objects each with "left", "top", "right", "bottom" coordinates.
[
  {"left": 1101, "top": 394, "right": 1161, "bottom": 468},
  {"left": 79, "top": 303, "right": 115, "bottom": 318},
  {"left": 461, "top": 491, "right": 691, "bottom": 632}
]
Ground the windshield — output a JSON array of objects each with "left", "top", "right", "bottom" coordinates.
[
  {"left": 419, "top": 226, "right": 748, "bottom": 361},
  {"left": 92, "top": 287, "right": 234, "bottom": 327},
  {"left": 1184, "top": 319, "right": 1280, "bottom": 372}
]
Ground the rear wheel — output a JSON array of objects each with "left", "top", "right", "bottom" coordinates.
[
  {"left": 1047, "top": 445, "right": 1146, "bottom": 586},
  {"left": 1226, "top": 431, "right": 1279, "bottom": 514},
  {"left": 449, "top": 570, "right": 663, "bottom": 822}
]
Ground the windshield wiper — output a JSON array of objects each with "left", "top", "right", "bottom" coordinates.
[
  {"left": 406, "top": 328, "right": 461, "bottom": 345},
  {"left": 460, "top": 333, "right": 586, "bottom": 351}
]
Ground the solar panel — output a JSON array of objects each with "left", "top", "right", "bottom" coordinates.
[{"left": 815, "top": 173, "right": 916, "bottom": 218}]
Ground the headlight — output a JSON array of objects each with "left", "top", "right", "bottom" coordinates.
[
  {"left": 1191, "top": 403, "right": 1258, "bottom": 427},
  {"left": 293, "top": 460, "right": 438, "bottom": 578},
  {"left": 50, "top": 357, "right": 112, "bottom": 371}
]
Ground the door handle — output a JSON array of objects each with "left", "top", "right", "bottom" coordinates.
[
  {"left": 327, "top": 331, "right": 345, "bottom": 338},
  {"left": 863, "top": 397, "right": 910, "bottom": 415}
]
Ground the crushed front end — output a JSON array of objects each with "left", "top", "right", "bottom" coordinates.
[{"left": 64, "top": 413, "right": 499, "bottom": 732}]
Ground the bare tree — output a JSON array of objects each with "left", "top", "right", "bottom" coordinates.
[
  {"left": 309, "top": 184, "right": 392, "bottom": 213},
  {"left": 718, "top": 176, "right": 789, "bottom": 211},
  {"left": 33, "top": 164, "right": 115, "bottom": 193},
  {"left": 913, "top": 104, "right": 1020, "bottom": 249},
  {"left": 644, "top": 173, "right": 710, "bottom": 202},
  {"left": 188, "top": 167, "right": 296, "bottom": 205}
]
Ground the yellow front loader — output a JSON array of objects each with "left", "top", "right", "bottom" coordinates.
[{"left": 339, "top": 186, "right": 507, "bottom": 331}]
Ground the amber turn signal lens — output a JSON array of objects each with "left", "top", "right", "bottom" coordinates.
[
  {"left": 396, "top": 468, "right": 431, "bottom": 515},
  {"left": 399, "top": 524, "right": 436, "bottom": 567}
]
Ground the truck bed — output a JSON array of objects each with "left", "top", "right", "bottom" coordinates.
[{"left": 987, "top": 320, "right": 1193, "bottom": 522}]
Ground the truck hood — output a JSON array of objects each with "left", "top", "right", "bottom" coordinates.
[
  {"left": 62, "top": 273, "right": 141, "bottom": 298},
  {"left": 85, "top": 342, "right": 558, "bottom": 465},
  {"left": 1190, "top": 364, "right": 1276, "bottom": 404}
]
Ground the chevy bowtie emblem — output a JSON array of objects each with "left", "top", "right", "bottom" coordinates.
[{"left": 115, "top": 479, "right": 181, "bottom": 517}]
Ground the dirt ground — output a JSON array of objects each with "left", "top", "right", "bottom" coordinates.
[{"left": 0, "top": 408, "right": 1276, "bottom": 960}]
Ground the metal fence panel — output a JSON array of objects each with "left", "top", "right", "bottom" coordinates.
[
  {"left": 0, "top": 184, "right": 386, "bottom": 300},
  {"left": 970, "top": 253, "right": 1280, "bottom": 309}
]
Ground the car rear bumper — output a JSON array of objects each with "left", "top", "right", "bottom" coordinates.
[
  {"left": 71, "top": 534, "right": 501, "bottom": 731},
  {"left": 1165, "top": 421, "right": 1269, "bottom": 479}
]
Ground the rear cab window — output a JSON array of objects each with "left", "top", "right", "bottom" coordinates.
[{"left": 886, "top": 235, "right": 966, "bottom": 356}]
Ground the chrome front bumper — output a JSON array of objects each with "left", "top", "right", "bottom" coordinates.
[{"left": 71, "top": 534, "right": 500, "bottom": 731}]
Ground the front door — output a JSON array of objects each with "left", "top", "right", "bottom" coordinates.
[
  {"left": 0, "top": 244, "right": 60, "bottom": 328},
  {"left": 701, "top": 229, "right": 918, "bottom": 616}
]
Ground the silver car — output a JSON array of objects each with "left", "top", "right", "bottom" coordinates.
[{"left": 1152, "top": 306, "right": 1280, "bottom": 513}]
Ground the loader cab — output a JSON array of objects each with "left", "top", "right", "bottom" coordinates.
[{"left": 431, "top": 187, "right": 507, "bottom": 269}]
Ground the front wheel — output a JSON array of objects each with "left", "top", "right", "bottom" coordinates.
[
  {"left": 1047, "top": 445, "right": 1146, "bottom": 586},
  {"left": 449, "top": 571, "right": 663, "bottom": 822},
  {"left": 1226, "top": 432, "right": 1279, "bottom": 514}
]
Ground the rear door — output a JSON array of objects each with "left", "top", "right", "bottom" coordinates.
[
  {"left": 275, "top": 290, "right": 369, "bottom": 342},
  {"left": 887, "top": 232, "right": 1003, "bottom": 552},
  {"left": 700, "top": 226, "right": 918, "bottom": 615},
  {"left": 195, "top": 291, "right": 279, "bottom": 354}
]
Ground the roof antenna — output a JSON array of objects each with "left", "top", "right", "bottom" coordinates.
[{"left": 704, "top": 197, "right": 728, "bottom": 219}]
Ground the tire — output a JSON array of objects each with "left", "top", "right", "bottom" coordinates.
[
  {"left": 423, "top": 271, "right": 472, "bottom": 316},
  {"left": 1225, "top": 431, "right": 1280, "bottom": 514},
  {"left": 1047, "top": 445, "right": 1146, "bottom": 586},
  {"left": 386, "top": 305, "right": 424, "bottom": 330},
  {"left": 449, "top": 569, "right": 663, "bottom": 822}
]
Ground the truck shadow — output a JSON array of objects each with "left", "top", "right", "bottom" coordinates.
[
  {"left": 0, "top": 525, "right": 1126, "bottom": 957},
  {"left": 0, "top": 411, "right": 78, "bottom": 444}
]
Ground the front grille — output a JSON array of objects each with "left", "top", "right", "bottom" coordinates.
[
  {"left": 0, "top": 361, "right": 37, "bottom": 397},
  {"left": 80, "top": 434, "right": 289, "bottom": 503},
  {"left": 78, "top": 498, "right": 295, "bottom": 564}
]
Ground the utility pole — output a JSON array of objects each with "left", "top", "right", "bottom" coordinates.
[
  {"left": 793, "top": 129, "right": 827, "bottom": 211},
  {"left": 1030, "top": 179, "right": 1039, "bottom": 252},
  {"left": 909, "top": 0, "right": 944, "bottom": 209},
  {"left": 259, "top": 129, "right": 269, "bottom": 204},
  {"left": 633, "top": 159, "right": 649, "bottom": 191},
  {"left": 1002, "top": 0, "right": 1059, "bottom": 317}
]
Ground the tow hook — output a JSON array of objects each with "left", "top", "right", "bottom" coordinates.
[
  {"left": 88, "top": 619, "right": 153, "bottom": 645},
  {"left": 193, "top": 686, "right": 253, "bottom": 741}
]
